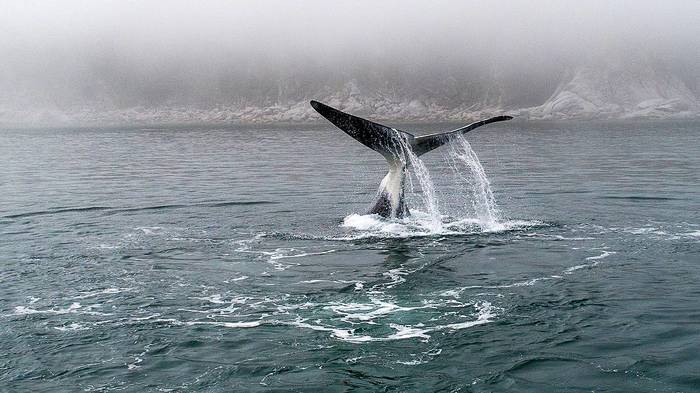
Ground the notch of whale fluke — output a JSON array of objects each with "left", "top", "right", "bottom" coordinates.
[{"left": 310, "top": 100, "right": 512, "bottom": 219}]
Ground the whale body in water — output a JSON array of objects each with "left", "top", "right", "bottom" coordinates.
[{"left": 310, "top": 100, "right": 512, "bottom": 218}]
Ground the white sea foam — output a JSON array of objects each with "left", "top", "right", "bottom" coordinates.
[
  {"left": 345, "top": 356, "right": 365, "bottom": 363},
  {"left": 328, "top": 298, "right": 437, "bottom": 324},
  {"left": 585, "top": 250, "right": 616, "bottom": 261},
  {"left": 127, "top": 360, "right": 142, "bottom": 370},
  {"left": 152, "top": 298, "right": 499, "bottom": 344},
  {"left": 437, "top": 247, "right": 617, "bottom": 296},
  {"left": 135, "top": 317, "right": 261, "bottom": 329},
  {"left": 73, "top": 287, "right": 133, "bottom": 299},
  {"left": 283, "top": 318, "right": 367, "bottom": 342},
  {"left": 234, "top": 235, "right": 336, "bottom": 270},
  {"left": 267, "top": 249, "right": 336, "bottom": 260},
  {"left": 684, "top": 230, "right": 700, "bottom": 238},
  {"left": 340, "top": 211, "right": 539, "bottom": 240},
  {"left": 522, "top": 233, "right": 596, "bottom": 241},
  {"left": 233, "top": 233, "right": 267, "bottom": 253},
  {"left": 617, "top": 226, "right": 682, "bottom": 240},
  {"left": 135, "top": 226, "right": 164, "bottom": 235},
  {"left": 287, "top": 300, "right": 499, "bottom": 343},
  {"left": 13, "top": 302, "right": 113, "bottom": 316},
  {"left": 396, "top": 348, "right": 442, "bottom": 365},
  {"left": 97, "top": 294, "right": 500, "bottom": 345},
  {"left": 185, "top": 320, "right": 261, "bottom": 328},
  {"left": 95, "top": 244, "right": 121, "bottom": 250},
  {"left": 396, "top": 359, "right": 429, "bottom": 365},
  {"left": 196, "top": 294, "right": 226, "bottom": 304},
  {"left": 127, "top": 343, "right": 155, "bottom": 371},
  {"left": 625, "top": 227, "right": 667, "bottom": 235},
  {"left": 387, "top": 324, "right": 431, "bottom": 341},
  {"left": 131, "top": 313, "right": 162, "bottom": 321},
  {"left": 562, "top": 250, "right": 616, "bottom": 274},
  {"left": 297, "top": 279, "right": 332, "bottom": 284},
  {"left": 54, "top": 323, "right": 88, "bottom": 332},
  {"left": 563, "top": 264, "right": 588, "bottom": 274},
  {"left": 296, "top": 279, "right": 358, "bottom": 285},
  {"left": 439, "top": 303, "right": 497, "bottom": 330},
  {"left": 498, "top": 277, "right": 555, "bottom": 288}
]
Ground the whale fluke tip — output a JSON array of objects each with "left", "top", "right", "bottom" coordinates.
[{"left": 310, "top": 100, "right": 322, "bottom": 110}]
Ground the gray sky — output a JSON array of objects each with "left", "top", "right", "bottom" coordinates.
[{"left": 1, "top": 0, "right": 699, "bottom": 109}]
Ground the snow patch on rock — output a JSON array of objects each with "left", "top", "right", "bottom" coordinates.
[{"left": 527, "top": 62, "right": 700, "bottom": 120}]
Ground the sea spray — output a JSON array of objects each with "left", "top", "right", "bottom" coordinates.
[
  {"left": 390, "top": 129, "right": 443, "bottom": 231},
  {"left": 444, "top": 133, "right": 502, "bottom": 230},
  {"left": 360, "top": 129, "right": 503, "bottom": 234}
]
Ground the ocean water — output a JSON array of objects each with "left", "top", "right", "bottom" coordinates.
[{"left": 1, "top": 120, "right": 699, "bottom": 392}]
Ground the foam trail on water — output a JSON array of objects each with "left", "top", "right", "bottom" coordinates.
[{"left": 445, "top": 133, "right": 502, "bottom": 230}]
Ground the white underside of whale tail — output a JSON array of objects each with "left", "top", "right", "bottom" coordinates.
[{"left": 377, "top": 161, "right": 406, "bottom": 216}]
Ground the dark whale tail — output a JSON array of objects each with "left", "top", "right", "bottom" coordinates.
[
  {"left": 309, "top": 100, "right": 416, "bottom": 161},
  {"left": 310, "top": 100, "right": 512, "bottom": 218}
]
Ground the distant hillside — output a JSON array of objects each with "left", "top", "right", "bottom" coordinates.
[
  {"left": 527, "top": 61, "right": 700, "bottom": 120},
  {"left": 1, "top": 58, "right": 698, "bottom": 127}
]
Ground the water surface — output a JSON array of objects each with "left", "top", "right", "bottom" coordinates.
[{"left": 1, "top": 120, "right": 699, "bottom": 391}]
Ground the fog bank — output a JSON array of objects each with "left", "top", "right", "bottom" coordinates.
[{"left": 1, "top": 1, "right": 699, "bottom": 126}]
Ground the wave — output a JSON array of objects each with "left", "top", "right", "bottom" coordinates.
[
  {"left": 114, "top": 200, "right": 278, "bottom": 213},
  {"left": 3, "top": 206, "right": 111, "bottom": 219},
  {"left": 3, "top": 200, "right": 277, "bottom": 220},
  {"left": 599, "top": 195, "right": 685, "bottom": 201}
]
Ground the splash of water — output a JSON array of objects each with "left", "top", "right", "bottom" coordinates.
[
  {"left": 390, "top": 129, "right": 442, "bottom": 231},
  {"left": 357, "top": 129, "right": 504, "bottom": 235},
  {"left": 444, "top": 133, "right": 502, "bottom": 230}
]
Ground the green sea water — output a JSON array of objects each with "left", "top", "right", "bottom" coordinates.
[{"left": 1, "top": 120, "right": 699, "bottom": 392}]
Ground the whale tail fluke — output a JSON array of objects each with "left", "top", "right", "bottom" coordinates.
[
  {"left": 309, "top": 100, "right": 415, "bottom": 161},
  {"left": 309, "top": 100, "right": 512, "bottom": 218},
  {"left": 310, "top": 100, "right": 511, "bottom": 159},
  {"left": 412, "top": 115, "right": 513, "bottom": 156}
]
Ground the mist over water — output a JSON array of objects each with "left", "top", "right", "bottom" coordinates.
[{"left": 1, "top": 1, "right": 699, "bottom": 125}]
